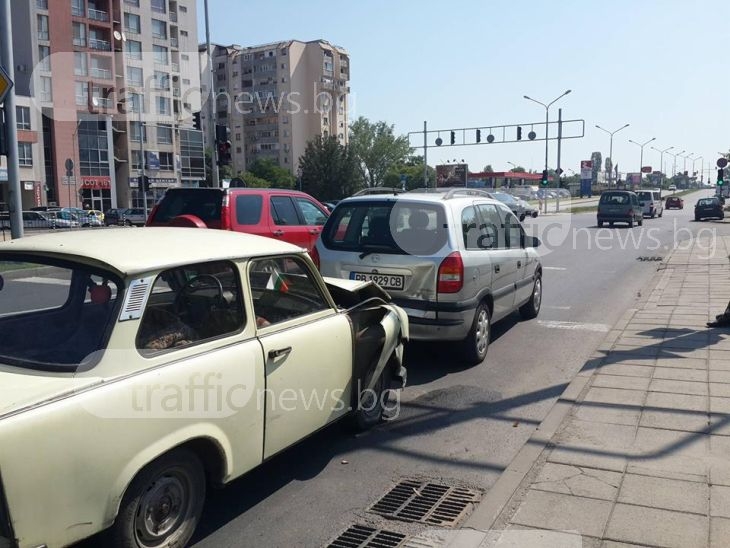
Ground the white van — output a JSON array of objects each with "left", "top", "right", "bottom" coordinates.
[{"left": 636, "top": 189, "right": 663, "bottom": 218}]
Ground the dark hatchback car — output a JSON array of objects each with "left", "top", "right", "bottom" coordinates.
[
  {"left": 695, "top": 197, "right": 725, "bottom": 221},
  {"left": 597, "top": 191, "right": 644, "bottom": 228},
  {"left": 665, "top": 196, "right": 684, "bottom": 209}
]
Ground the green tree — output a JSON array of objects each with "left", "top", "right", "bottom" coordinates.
[
  {"left": 298, "top": 136, "right": 361, "bottom": 201},
  {"left": 384, "top": 156, "right": 436, "bottom": 189},
  {"left": 247, "top": 158, "right": 296, "bottom": 189},
  {"left": 240, "top": 172, "right": 271, "bottom": 188},
  {"left": 509, "top": 166, "right": 526, "bottom": 173},
  {"left": 590, "top": 151, "right": 602, "bottom": 183},
  {"left": 349, "top": 116, "right": 412, "bottom": 187},
  {"left": 483, "top": 164, "right": 494, "bottom": 173}
]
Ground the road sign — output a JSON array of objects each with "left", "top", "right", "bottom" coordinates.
[
  {"left": 641, "top": 166, "right": 652, "bottom": 173},
  {"left": 555, "top": 168, "right": 563, "bottom": 175},
  {"left": 717, "top": 158, "right": 728, "bottom": 168},
  {"left": 0, "top": 65, "right": 13, "bottom": 106},
  {"left": 65, "top": 158, "right": 74, "bottom": 177}
]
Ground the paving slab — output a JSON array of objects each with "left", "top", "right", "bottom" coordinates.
[
  {"left": 510, "top": 490, "right": 612, "bottom": 539},
  {"left": 604, "top": 504, "right": 708, "bottom": 548},
  {"left": 710, "top": 517, "right": 730, "bottom": 548},
  {"left": 617, "top": 473, "right": 708, "bottom": 514},
  {"left": 648, "top": 378, "right": 709, "bottom": 396},
  {"left": 595, "top": 363, "right": 654, "bottom": 378},
  {"left": 592, "top": 375, "right": 651, "bottom": 391},
  {"left": 531, "top": 463, "right": 622, "bottom": 501},
  {"left": 652, "top": 367, "right": 708, "bottom": 382}
]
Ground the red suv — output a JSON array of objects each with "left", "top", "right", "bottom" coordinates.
[{"left": 146, "top": 188, "right": 329, "bottom": 251}]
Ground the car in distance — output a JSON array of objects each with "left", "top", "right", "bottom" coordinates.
[
  {"left": 0, "top": 228, "right": 407, "bottom": 548},
  {"left": 146, "top": 188, "right": 329, "bottom": 251},
  {"left": 695, "top": 197, "right": 725, "bottom": 221},
  {"left": 103, "top": 208, "right": 125, "bottom": 226},
  {"left": 665, "top": 196, "right": 684, "bottom": 210},
  {"left": 597, "top": 190, "right": 644, "bottom": 228},
  {"left": 314, "top": 188, "right": 543, "bottom": 365},
  {"left": 668, "top": 185, "right": 677, "bottom": 191},
  {"left": 119, "top": 208, "right": 148, "bottom": 226},
  {"left": 636, "top": 189, "right": 663, "bottom": 218}
]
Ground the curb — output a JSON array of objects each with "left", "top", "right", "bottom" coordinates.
[{"left": 463, "top": 261, "right": 667, "bottom": 532}]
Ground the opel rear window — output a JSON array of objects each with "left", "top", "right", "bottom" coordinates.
[
  {"left": 322, "top": 200, "right": 448, "bottom": 255},
  {"left": 151, "top": 189, "right": 223, "bottom": 224}
]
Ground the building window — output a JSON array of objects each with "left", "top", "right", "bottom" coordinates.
[
  {"left": 156, "top": 96, "right": 171, "bottom": 115},
  {"left": 153, "top": 45, "right": 168, "bottom": 65},
  {"left": 126, "top": 66, "right": 143, "bottom": 87},
  {"left": 16, "top": 107, "right": 31, "bottom": 130},
  {"left": 39, "top": 46, "right": 51, "bottom": 71},
  {"left": 124, "top": 13, "right": 141, "bottom": 34},
  {"left": 18, "top": 143, "right": 33, "bottom": 167},
  {"left": 125, "top": 40, "right": 142, "bottom": 60},
  {"left": 71, "top": 0, "right": 84, "bottom": 17},
  {"left": 151, "top": 19, "right": 167, "bottom": 39},
  {"left": 151, "top": 0, "right": 166, "bottom": 13},
  {"left": 153, "top": 71, "right": 170, "bottom": 90},
  {"left": 74, "top": 52, "right": 87, "bottom": 76},
  {"left": 159, "top": 152, "right": 174, "bottom": 170},
  {"left": 181, "top": 54, "right": 189, "bottom": 61},
  {"left": 78, "top": 120, "right": 110, "bottom": 176},
  {"left": 157, "top": 124, "right": 173, "bottom": 144},
  {"left": 180, "top": 5, "right": 187, "bottom": 12},
  {"left": 182, "top": 78, "right": 190, "bottom": 85},
  {"left": 124, "top": 0, "right": 140, "bottom": 6},
  {"left": 180, "top": 30, "right": 188, "bottom": 36},
  {"left": 39, "top": 76, "right": 52, "bottom": 102},
  {"left": 75, "top": 81, "right": 88, "bottom": 105},
  {"left": 36, "top": 0, "right": 48, "bottom": 9},
  {"left": 37, "top": 14, "right": 49, "bottom": 40},
  {"left": 130, "top": 121, "right": 146, "bottom": 142},
  {"left": 130, "top": 149, "right": 142, "bottom": 170},
  {"left": 236, "top": 147, "right": 242, "bottom": 154},
  {"left": 280, "top": 48, "right": 287, "bottom": 56},
  {"left": 323, "top": 61, "right": 333, "bottom": 74}
]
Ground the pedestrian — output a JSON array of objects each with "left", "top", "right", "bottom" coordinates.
[{"left": 708, "top": 303, "right": 730, "bottom": 327}]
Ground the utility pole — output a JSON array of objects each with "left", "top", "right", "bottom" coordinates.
[
  {"left": 139, "top": 108, "right": 148, "bottom": 216},
  {"left": 423, "top": 121, "right": 428, "bottom": 188},
  {"left": 556, "top": 108, "right": 562, "bottom": 212},
  {"left": 0, "top": 0, "right": 23, "bottom": 238},
  {"left": 204, "top": 0, "right": 219, "bottom": 188}
]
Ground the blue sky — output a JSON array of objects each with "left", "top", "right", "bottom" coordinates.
[{"left": 199, "top": 0, "right": 729, "bottom": 179}]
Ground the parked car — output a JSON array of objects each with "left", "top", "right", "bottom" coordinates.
[
  {"left": 515, "top": 197, "right": 539, "bottom": 218},
  {"left": 119, "top": 208, "right": 148, "bottom": 226},
  {"left": 0, "top": 211, "right": 79, "bottom": 230},
  {"left": 668, "top": 185, "right": 677, "bottom": 191},
  {"left": 488, "top": 191, "right": 527, "bottom": 221},
  {"left": 636, "top": 189, "right": 663, "bottom": 218},
  {"left": 314, "top": 188, "right": 543, "bottom": 364},
  {"left": 103, "top": 208, "right": 125, "bottom": 226},
  {"left": 665, "top": 196, "right": 684, "bottom": 210},
  {"left": 44, "top": 209, "right": 81, "bottom": 228},
  {"left": 323, "top": 200, "right": 340, "bottom": 212},
  {"left": 597, "top": 191, "right": 644, "bottom": 228},
  {"left": 695, "top": 197, "right": 725, "bottom": 221},
  {"left": 0, "top": 228, "right": 407, "bottom": 548},
  {"left": 62, "top": 207, "right": 103, "bottom": 227},
  {"left": 146, "top": 188, "right": 330, "bottom": 251}
]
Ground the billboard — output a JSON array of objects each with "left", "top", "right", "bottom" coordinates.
[
  {"left": 436, "top": 164, "right": 468, "bottom": 187},
  {"left": 580, "top": 160, "right": 593, "bottom": 181},
  {"left": 626, "top": 173, "right": 642, "bottom": 186}
]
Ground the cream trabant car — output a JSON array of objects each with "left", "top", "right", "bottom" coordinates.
[{"left": 0, "top": 228, "right": 408, "bottom": 548}]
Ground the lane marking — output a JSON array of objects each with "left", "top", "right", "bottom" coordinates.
[
  {"left": 15, "top": 277, "right": 70, "bottom": 286},
  {"left": 544, "top": 267, "right": 567, "bottom": 271},
  {"left": 544, "top": 306, "right": 572, "bottom": 310},
  {"left": 537, "top": 320, "right": 610, "bottom": 333}
]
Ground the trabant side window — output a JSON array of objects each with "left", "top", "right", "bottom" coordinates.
[
  {"left": 136, "top": 260, "right": 245, "bottom": 353},
  {"left": 249, "top": 256, "right": 329, "bottom": 327}
]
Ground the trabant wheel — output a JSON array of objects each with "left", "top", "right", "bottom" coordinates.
[
  {"left": 354, "top": 366, "right": 391, "bottom": 431},
  {"left": 462, "top": 302, "right": 490, "bottom": 365},
  {"left": 109, "top": 448, "right": 205, "bottom": 548},
  {"left": 519, "top": 275, "right": 542, "bottom": 320}
]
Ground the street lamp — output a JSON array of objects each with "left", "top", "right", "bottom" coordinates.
[
  {"left": 507, "top": 161, "right": 517, "bottom": 171},
  {"left": 681, "top": 152, "right": 694, "bottom": 174},
  {"left": 669, "top": 149, "right": 685, "bottom": 177},
  {"left": 628, "top": 137, "right": 655, "bottom": 180},
  {"left": 524, "top": 89, "right": 571, "bottom": 212},
  {"left": 596, "top": 123, "right": 629, "bottom": 187},
  {"left": 692, "top": 156, "right": 703, "bottom": 183},
  {"left": 650, "top": 145, "right": 673, "bottom": 183}
]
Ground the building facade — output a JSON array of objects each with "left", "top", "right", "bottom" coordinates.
[
  {"left": 9, "top": 0, "right": 204, "bottom": 211},
  {"left": 199, "top": 39, "right": 350, "bottom": 175}
]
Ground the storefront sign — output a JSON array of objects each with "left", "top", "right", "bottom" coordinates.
[
  {"left": 81, "top": 176, "right": 111, "bottom": 190},
  {"left": 128, "top": 177, "right": 177, "bottom": 188}
]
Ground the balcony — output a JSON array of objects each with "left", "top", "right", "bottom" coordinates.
[
  {"left": 90, "top": 67, "right": 112, "bottom": 80},
  {"left": 71, "top": 5, "right": 84, "bottom": 16},
  {"left": 173, "top": 87, "right": 180, "bottom": 98},
  {"left": 74, "top": 66, "right": 88, "bottom": 77},
  {"left": 170, "top": 11, "right": 178, "bottom": 22},
  {"left": 171, "top": 62, "right": 180, "bottom": 72},
  {"left": 170, "top": 37, "right": 179, "bottom": 48},
  {"left": 76, "top": 95, "right": 87, "bottom": 106},
  {"left": 89, "top": 38, "right": 111, "bottom": 51},
  {"left": 88, "top": 8, "right": 110, "bottom": 22},
  {"left": 92, "top": 97, "right": 112, "bottom": 109},
  {"left": 40, "top": 91, "right": 52, "bottom": 102},
  {"left": 73, "top": 37, "right": 87, "bottom": 47}
]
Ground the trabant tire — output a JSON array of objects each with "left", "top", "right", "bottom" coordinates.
[
  {"left": 108, "top": 448, "right": 205, "bottom": 548},
  {"left": 519, "top": 275, "right": 542, "bottom": 320},
  {"left": 354, "top": 366, "right": 391, "bottom": 431},
  {"left": 462, "top": 302, "right": 490, "bottom": 365}
]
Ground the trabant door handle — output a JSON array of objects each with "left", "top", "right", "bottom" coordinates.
[
  {"left": 273, "top": 230, "right": 284, "bottom": 237},
  {"left": 268, "top": 347, "right": 292, "bottom": 359},
  {"left": 494, "top": 264, "right": 500, "bottom": 273}
]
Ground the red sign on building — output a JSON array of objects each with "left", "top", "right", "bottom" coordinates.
[{"left": 81, "top": 176, "right": 111, "bottom": 190}]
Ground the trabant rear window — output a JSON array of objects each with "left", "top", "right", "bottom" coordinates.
[{"left": 0, "top": 257, "right": 122, "bottom": 370}]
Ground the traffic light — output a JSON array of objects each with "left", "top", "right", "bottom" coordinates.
[
  {"left": 476, "top": 129, "right": 481, "bottom": 143},
  {"left": 540, "top": 169, "right": 549, "bottom": 187},
  {"left": 718, "top": 168, "right": 725, "bottom": 187},
  {"left": 517, "top": 126, "right": 523, "bottom": 141},
  {"left": 192, "top": 111, "right": 201, "bottom": 131},
  {"left": 142, "top": 175, "right": 151, "bottom": 192},
  {"left": 215, "top": 124, "right": 232, "bottom": 166},
  {"left": 450, "top": 131, "right": 455, "bottom": 145}
]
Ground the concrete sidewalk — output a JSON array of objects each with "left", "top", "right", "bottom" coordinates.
[{"left": 461, "top": 235, "right": 730, "bottom": 547}]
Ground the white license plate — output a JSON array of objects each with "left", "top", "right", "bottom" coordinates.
[{"left": 350, "top": 272, "right": 405, "bottom": 290}]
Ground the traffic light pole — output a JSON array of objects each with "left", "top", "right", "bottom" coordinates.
[
  {"left": 204, "top": 0, "right": 220, "bottom": 188},
  {"left": 139, "top": 109, "right": 147, "bottom": 217},
  {"left": 556, "top": 108, "right": 562, "bottom": 213},
  {"left": 0, "top": 0, "right": 23, "bottom": 238}
]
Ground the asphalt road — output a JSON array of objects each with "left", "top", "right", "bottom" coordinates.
[{"left": 74, "top": 190, "right": 722, "bottom": 547}]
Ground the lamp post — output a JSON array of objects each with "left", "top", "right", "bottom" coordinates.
[
  {"left": 681, "top": 152, "right": 694, "bottom": 174},
  {"left": 669, "top": 149, "right": 685, "bottom": 177},
  {"left": 596, "top": 123, "right": 630, "bottom": 188},
  {"left": 651, "top": 146, "right": 673, "bottom": 185},
  {"left": 507, "top": 161, "right": 517, "bottom": 170},
  {"left": 628, "top": 137, "right": 655, "bottom": 182},
  {"left": 692, "top": 156, "right": 703, "bottom": 184},
  {"left": 524, "top": 89, "right": 571, "bottom": 213}
]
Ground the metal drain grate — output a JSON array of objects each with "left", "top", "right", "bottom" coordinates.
[
  {"left": 369, "top": 479, "right": 481, "bottom": 527},
  {"left": 327, "top": 524, "right": 408, "bottom": 548}
]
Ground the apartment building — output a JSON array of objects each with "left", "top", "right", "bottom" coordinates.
[
  {"left": 9, "top": 0, "right": 204, "bottom": 211},
  {"left": 199, "top": 39, "right": 350, "bottom": 175}
]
